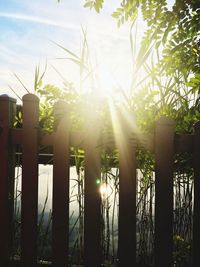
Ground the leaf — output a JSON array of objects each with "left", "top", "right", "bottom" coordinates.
[
  {"left": 84, "top": 1, "right": 93, "bottom": 8},
  {"left": 94, "top": 4, "right": 100, "bottom": 13},
  {"left": 51, "top": 40, "right": 79, "bottom": 60},
  {"left": 38, "top": 79, "right": 43, "bottom": 87},
  {"left": 155, "top": 41, "right": 161, "bottom": 49},
  {"left": 18, "top": 111, "right": 22, "bottom": 119},
  {"left": 117, "top": 19, "right": 121, "bottom": 28},
  {"left": 112, "top": 11, "right": 120, "bottom": 19}
]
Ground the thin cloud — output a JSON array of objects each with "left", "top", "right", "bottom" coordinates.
[{"left": 0, "top": 12, "right": 79, "bottom": 31}]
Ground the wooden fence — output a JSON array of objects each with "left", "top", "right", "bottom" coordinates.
[{"left": 0, "top": 93, "right": 200, "bottom": 267}]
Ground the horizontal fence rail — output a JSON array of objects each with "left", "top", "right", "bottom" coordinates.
[{"left": 0, "top": 93, "right": 199, "bottom": 267}]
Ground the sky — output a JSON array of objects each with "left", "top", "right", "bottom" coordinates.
[{"left": 0, "top": 0, "right": 142, "bottom": 101}]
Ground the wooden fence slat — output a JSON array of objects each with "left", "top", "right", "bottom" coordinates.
[
  {"left": 0, "top": 95, "right": 16, "bottom": 266},
  {"left": 155, "top": 117, "right": 174, "bottom": 267},
  {"left": 21, "top": 94, "right": 39, "bottom": 267},
  {"left": 192, "top": 121, "right": 200, "bottom": 266},
  {"left": 118, "top": 122, "right": 137, "bottom": 267},
  {"left": 174, "top": 134, "right": 193, "bottom": 153},
  {"left": 52, "top": 102, "right": 70, "bottom": 267},
  {"left": 84, "top": 117, "right": 102, "bottom": 267}
]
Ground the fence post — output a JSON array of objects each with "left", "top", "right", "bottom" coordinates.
[
  {"left": 52, "top": 101, "right": 70, "bottom": 267},
  {"left": 0, "top": 95, "right": 16, "bottom": 266},
  {"left": 84, "top": 111, "right": 102, "bottom": 267},
  {"left": 118, "top": 112, "right": 137, "bottom": 267},
  {"left": 155, "top": 117, "right": 174, "bottom": 267},
  {"left": 192, "top": 120, "right": 200, "bottom": 266},
  {"left": 21, "top": 94, "right": 39, "bottom": 267}
]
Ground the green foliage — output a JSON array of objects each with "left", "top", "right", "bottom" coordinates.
[
  {"left": 14, "top": 110, "right": 22, "bottom": 128},
  {"left": 83, "top": 0, "right": 200, "bottom": 77},
  {"left": 173, "top": 235, "right": 191, "bottom": 266},
  {"left": 112, "top": 1, "right": 139, "bottom": 27},
  {"left": 34, "top": 64, "right": 47, "bottom": 93},
  {"left": 84, "top": 0, "right": 104, "bottom": 13}
]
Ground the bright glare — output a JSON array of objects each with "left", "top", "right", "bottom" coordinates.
[
  {"left": 98, "top": 68, "right": 116, "bottom": 98},
  {"left": 94, "top": 62, "right": 131, "bottom": 105},
  {"left": 99, "top": 183, "right": 112, "bottom": 199}
]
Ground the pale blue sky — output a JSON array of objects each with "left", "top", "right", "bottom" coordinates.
[
  {"left": 0, "top": 0, "right": 143, "bottom": 100},
  {"left": 0, "top": 0, "right": 173, "bottom": 101}
]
